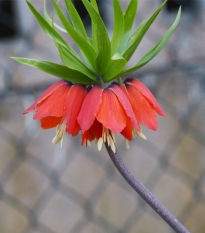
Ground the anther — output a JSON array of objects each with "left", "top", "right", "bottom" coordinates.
[
  {"left": 137, "top": 131, "right": 147, "bottom": 140},
  {"left": 52, "top": 119, "right": 66, "bottom": 147},
  {"left": 98, "top": 137, "right": 103, "bottom": 151},
  {"left": 125, "top": 139, "right": 130, "bottom": 149},
  {"left": 111, "top": 131, "right": 116, "bottom": 142}
]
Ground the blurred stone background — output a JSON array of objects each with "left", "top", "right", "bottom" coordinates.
[{"left": 0, "top": 0, "right": 205, "bottom": 232}]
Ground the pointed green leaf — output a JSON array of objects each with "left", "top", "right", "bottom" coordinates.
[
  {"left": 51, "top": 0, "right": 97, "bottom": 69},
  {"left": 118, "top": 0, "right": 138, "bottom": 53},
  {"left": 90, "top": 0, "right": 99, "bottom": 14},
  {"left": 43, "top": 0, "right": 67, "bottom": 33},
  {"left": 122, "top": 20, "right": 144, "bottom": 53},
  {"left": 65, "top": 0, "right": 89, "bottom": 42},
  {"left": 122, "top": 0, "right": 167, "bottom": 61},
  {"left": 88, "top": 38, "right": 93, "bottom": 45},
  {"left": 49, "top": 7, "right": 97, "bottom": 81},
  {"left": 111, "top": 0, "right": 124, "bottom": 56},
  {"left": 64, "top": 0, "right": 96, "bottom": 70},
  {"left": 116, "top": 7, "right": 181, "bottom": 78},
  {"left": 55, "top": 42, "right": 98, "bottom": 82},
  {"left": 82, "top": 0, "right": 111, "bottom": 73},
  {"left": 80, "top": 51, "right": 96, "bottom": 72},
  {"left": 89, "top": 1, "right": 99, "bottom": 51},
  {"left": 27, "top": 1, "right": 79, "bottom": 59},
  {"left": 11, "top": 57, "right": 94, "bottom": 84},
  {"left": 102, "top": 53, "right": 127, "bottom": 82}
]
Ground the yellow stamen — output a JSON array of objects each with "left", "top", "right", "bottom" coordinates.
[
  {"left": 107, "top": 135, "right": 113, "bottom": 146},
  {"left": 100, "top": 127, "right": 116, "bottom": 153},
  {"left": 52, "top": 134, "right": 61, "bottom": 144},
  {"left": 137, "top": 131, "right": 147, "bottom": 140},
  {"left": 98, "top": 137, "right": 103, "bottom": 151},
  {"left": 52, "top": 119, "right": 66, "bottom": 147},
  {"left": 103, "top": 132, "right": 106, "bottom": 143},
  {"left": 110, "top": 138, "right": 116, "bottom": 153},
  {"left": 111, "top": 131, "right": 116, "bottom": 142},
  {"left": 56, "top": 124, "right": 60, "bottom": 133},
  {"left": 125, "top": 139, "right": 130, "bottom": 149},
  {"left": 61, "top": 137, "right": 64, "bottom": 148},
  {"left": 132, "top": 128, "right": 136, "bottom": 138}
]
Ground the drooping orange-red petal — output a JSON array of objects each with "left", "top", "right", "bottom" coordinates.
[
  {"left": 96, "top": 89, "right": 127, "bottom": 134},
  {"left": 126, "top": 84, "right": 158, "bottom": 131},
  {"left": 33, "top": 84, "right": 71, "bottom": 120},
  {"left": 126, "top": 78, "right": 167, "bottom": 117},
  {"left": 121, "top": 117, "right": 133, "bottom": 141},
  {"left": 40, "top": 116, "right": 63, "bottom": 129},
  {"left": 64, "top": 85, "right": 87, "bottom": 136},
  {"left": 81, "top": 130, "right": 95, "bottom": 147},
  {"left": 71, "top": 125, "right": 81, "bottom": 137},
  {"left": 90, "top": 119, "right": 103, "bottom": 140},
  {"left": 77, "top": 86, "right": 103, "bottom": 133},
  {"left": 23, "top": 80, "right": 68, "bottom": 115},
  {"left": 118, "top": 84, "right": 132, "bottom": 102},
  {"left": 109, "top": 84, "right": 140, "bottom": 131}
]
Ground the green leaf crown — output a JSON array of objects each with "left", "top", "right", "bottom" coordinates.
[{"left": 11, "top": 0, "right": 181, "bottom": 85}]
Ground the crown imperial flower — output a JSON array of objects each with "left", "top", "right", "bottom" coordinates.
[{"left": 13, "top": 0, "right": 181, "bottom": 152}]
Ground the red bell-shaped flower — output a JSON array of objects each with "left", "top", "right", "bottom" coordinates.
[
  {"left": 23, "top": 78, "right": 167, "bottom": 152},
  {"left": 23, "top": 80, "right": 87, "bottom": 147},
  {"left": 77, "top": 84, "right": 140, "bottom": 152},
  {"left": 122, "top": 78, "right": 167, "bottom": 130}
]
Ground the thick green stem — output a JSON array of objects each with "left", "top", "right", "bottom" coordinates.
[{"left": 117, "top": 77, "right": 123, "bottom": 84}]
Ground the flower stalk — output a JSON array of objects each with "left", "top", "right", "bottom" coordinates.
[
  {"left": 105, "top": 142, "right": 190, "bottom": 233},
  {"left": 117, "top": 77, "right": 123, "bottom": 84},
  {"left": 97, "top": 74, "right": 105, "bottom": 88}
]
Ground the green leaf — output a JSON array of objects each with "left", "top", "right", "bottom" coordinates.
[
  {"left": 118, "top": 0, "right": 138, "bottom": 54},
  {"left": 102, "top": 53, "right": 127, "bottom": 82},
  {"left": 65, "top": 0, "right": 89, "bottom": 42},
  {"left": 82, "top": 0, "right": 111, "bottom": 73},
  {"left": 11, "top": 57, "right": 94, "bottom": 84},
  {"left": 64, "top": 0, "right": 96, "bottom": 70},
  {"left": 48, "top": 5, "right": 97, "bottom": 81},
  {"left": 122, "top": 0, "right": 167, "bottom": 62},
  {"left": 43, "top": 1, "right": 96, "bottom": 81},
  {"left": 43, "top": 0, "right": 67, "bottom": 33},
  {"left": 122, "top": 20, "right": 144, "bottom": 54},
  {"left": 111, "top": 0, "right": 124, "bottom": 56},
  {"left": 88, "top": 38, "right": 93, "bottom": 45},
  {"left": 90, "top": 0, "right": 99, "bottom": 14},
  {"left": 51, "top": 0, "right": 97, "bottom": 69},
  {"left": 27, "top": 1, "right": 80, "bottom": 59},
  {"left": 55, "top": 42, "right": 98, "bottom": 82},
  {"left": 116, "top": 7, "right": 181, "bottom": 78}
]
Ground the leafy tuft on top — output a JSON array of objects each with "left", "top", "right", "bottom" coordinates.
[{"left": 11, "top": 0, "right": 181, "bottom": 84}]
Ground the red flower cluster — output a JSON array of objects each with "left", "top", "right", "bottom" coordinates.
[{"left": 23, "top": 78, "right": 166, "bottom": 151}]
